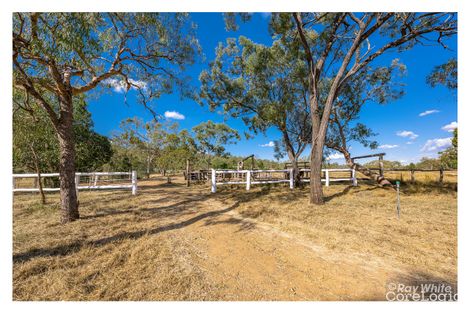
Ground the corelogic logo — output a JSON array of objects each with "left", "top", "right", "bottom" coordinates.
[{"left": 386, "top": 281, "right": 457, "bottom": 301}]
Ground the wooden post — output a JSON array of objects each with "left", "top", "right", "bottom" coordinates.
[
  {"left": 439, "top": 168, "right": 444, "bottom": 185},
  {"left": 93, "top": 173, "right": 98, "bottom": 187},
  {"left": 211, "top": 169, "right": 217, "bottom": 193},
  {"left": 246, "top": 170, "right": 251, "bottom": 191},
  {"left": 131, "top": 170, "right": 137, "bottom": 195},
  {"left": 352, "top": 169, "right": 357, "bottom": 186},
  {"left": 379, "top": 155, "right": 384, "bottom": 177},
  {"left": 325, "top": 169, "right": 330, "bottom": 187},
  {"left": 75, "top": 173, "right": 80, "bottom": 196},
  {"left": 289, "top": 168, "right": 294, "bottom": 189},
  {"left": 411, "top": 170, "right": 415, "bottom": 184},
  {"left": 186, "top": 159, "right": 190, "bottom": 187}
]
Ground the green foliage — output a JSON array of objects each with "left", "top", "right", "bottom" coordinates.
[
  {"left": 223, "top": 13, "right": 252, "bottom": 32},
  {"left": 107, "top": 117, "right": 199, "bottom": 175},
  {"left": 106, "top": 117, "right": 284, "bottom": 173},
  {"left": 13, "top": 13, "right": 201, "bottom": 108},
  {"left": 156, "top": 129, "right": 198, "bottom": 172},
  {"left": 192, "top": 121, "right": 240, "bottom": 156},
  {"left": 324, "top": 54, "right": 407, "bottom": 155},
  {"left": 439, "top": 128, "right": 457, "bottom": 169},
  {"left": 363, "top": 159, "right": 404, "bottom": 169},
  {"left": 414, "top": 157, "right": 442, "bottom": 170},
  {"left": 199, "top": 36, "right": 311, "bottom": 162},
  {"left": 426, "top": 58, "right": 457, "bottom": 89},
  {"left": 13, "top": 97, "right": 112, "bottom": 173},
  {"left": 13, "top": 108, "right": 57, "bottom": 173}
]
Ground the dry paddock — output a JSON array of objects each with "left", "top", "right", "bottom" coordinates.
[{"left": 13, "top": 175, "right": 457, "bottom": 300}]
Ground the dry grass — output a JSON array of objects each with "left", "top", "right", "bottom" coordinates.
[
  {"left": 13, "top": 181, "right": 222, "bottom": 301},
  {"left": 13, "top": 175, "right": 457, "bottom": 300},
  {"left": 221, "top": 180, "right": 457, "bottom": 284}
]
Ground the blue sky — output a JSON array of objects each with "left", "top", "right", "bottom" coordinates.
[{"left": 88, "top": 13, "right": 457, "bottom": 164}]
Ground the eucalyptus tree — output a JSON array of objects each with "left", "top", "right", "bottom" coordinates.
[
  {"left": 199, "top": 36, "right": 311, "bottom": 183},
  {"left": 427, "top": 58, "right": 457, "bottom": 89},
  {"left": 13, "top": 105, "right": 56, "bottom": 204},
  {"left": 113, "top": 117, "right": 168, "bottom": 178},
  {"left": 13, "top": 94, "right": 112, "bottom": 203},
  {"left": 13, "top": 13, "right": 200, "bottom": 222},
  {"left": 272, "top": 12, "right": 456, "bottom": 204},
  {"left": 192, "top": 121, "right": 240, "bottom": 167},
  {"left": 156, "top": 129, "right": 198, "bottom": 173},
  {"left": 324, "top": 59, "right": 407, "bottom": 185},
  {"left": 439, "top": 128, "right": 457, "bottom": 169}
]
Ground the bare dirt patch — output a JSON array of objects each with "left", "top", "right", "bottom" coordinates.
[{"left": 13, "top": 176, "right": 457, "bottom": 300}]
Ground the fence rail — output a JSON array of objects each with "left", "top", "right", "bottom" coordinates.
[
  {"left": 299, "top": 168, "right": 357, "bottom": 187},
  {"left": 13, "top": 171, "right": 138, "bottom": 195},
  {"left": 210, "top": 168, "right": 357, "bottom": 193}
]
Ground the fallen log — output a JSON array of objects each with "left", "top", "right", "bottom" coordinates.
[{"left": 350, "top": 162, "right": 392, "bottom": 186}]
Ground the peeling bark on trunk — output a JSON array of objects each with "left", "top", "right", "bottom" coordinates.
[
  {"left": 57, "top": 94, "right": 79, "bottom": 223},
  {"left": 291, "top": 160, "right": 300, "bottom": 187},
  {"left": 310, "top": 143, "right": 324, "bottom": 204}
]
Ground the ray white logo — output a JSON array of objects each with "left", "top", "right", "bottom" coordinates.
[{"left": 386, "top": 281, "right": 457, "bottom": 301}]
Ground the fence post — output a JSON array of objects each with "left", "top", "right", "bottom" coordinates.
[
  {"left": 211, "top": 169, "right": 217, "bottom": 193},
  {"left": 246, "top": 170, "right": 251, "bottom": 191},
  {"left": 439, "top": 167, "right": 444, "bottom": 185},
  {"left": 93, "top": 173, "right": 98, "bottom": 187},
  {"left": 289, "top": 168, "right": 294, "bottom": 189},
  {"left": 411, "top": 170, "right": 415, "bottom": 184},
  {"left": 186, "top": 159, "right": 190, "bottom": 187},
  {"left": 379, "top": 155, "right": 384, "bottom": 177},
  {"left": 352, "top": 169, "right": 357, "bottom": 186},
  {"left": 131, "top": 170, "right": 137, "bottom": 195},
  {"left": 75, "top": 173, "right": 80, "bottom": 196},
  {"left": 325, "top": 169, "right": 330, "bottom": 187}
]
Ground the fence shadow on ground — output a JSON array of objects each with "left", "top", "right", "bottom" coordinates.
[
  {"left": 13, "top": 201, "right": 242, "bottom": 264},
  {"left": 398, "top": 181, "right": 457, "bottom": 196}
]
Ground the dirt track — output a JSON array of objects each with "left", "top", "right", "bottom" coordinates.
[
  {"left": 123, "top": 180, "right": 416, "bottom": 300},
  {"left": 14, "top": 177, "right": 455, "bottom": 300}
]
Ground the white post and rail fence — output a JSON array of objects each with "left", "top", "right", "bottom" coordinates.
[
  {"left": 210, "top": 168, "right": 356, "bottom": 193},
  {"left": 13, "top": 171, "right": 138, "bottom": 195}
]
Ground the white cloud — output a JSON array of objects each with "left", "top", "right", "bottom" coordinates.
[
  {"left": 164, "top": 111, "right": 185, "bottom": 120},
  {"left": 396, "top": 130, "right": 418, "bottom": 140},
  {"left": 419, "top": 109, "right": 440, "bottom": 117},
  {"left": 420, "top": 137, "right": 453, "bottom": 152},
  {"left": 406, "top": 141, "right": 414, "bottom": 145},
  {"left": 326, "top": 152, "right": 344, "bottom": 160},
  {"left": 104, "top": 78, "right": 147, "bottom": 93},
  {"left": 441, "top": 121, "right": 458, "bottom": 132},
  {"left": 260, "top": 141, "right": 275, "bottom": 147},
  {"left": 378, "top": 144, "right": 399, "bottom": 149}
]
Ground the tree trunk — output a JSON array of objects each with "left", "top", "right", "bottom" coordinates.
[
  {"left": 146, "top": 154, "right": 151, "bottom": 179},
  {"left": 36, "top": 168, "right": 46, "bottom": 205},
  {"left": 57, "top": 95, "right": 79, "bottom": 223},
  {"left": 310, "top": 143, "right": 324, "bottom": 204},
  {"left": 30, "top": 145, "right": 46, "bottom": 204},
  {"left": 291, "top": 160, "right": 301, "bottom": 187},
  {"left": 36, "top": 168, "right": 46, "bottom": 204}
]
